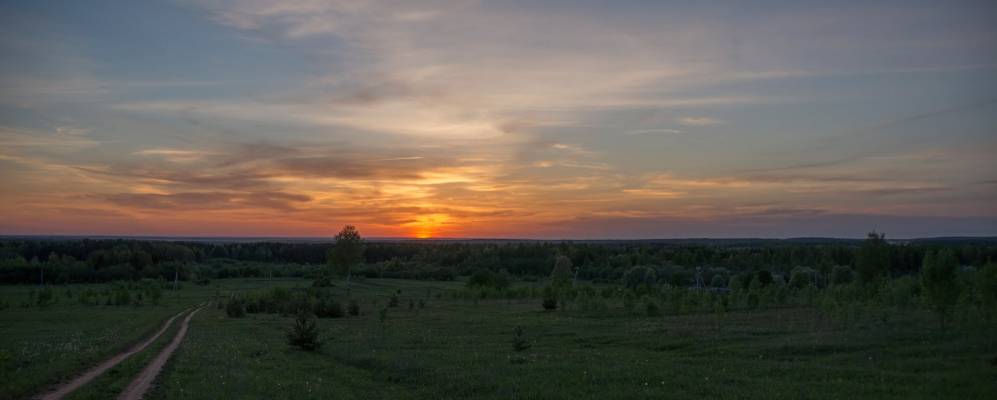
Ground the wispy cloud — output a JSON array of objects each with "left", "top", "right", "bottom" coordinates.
[{"left": 677, "top": 117, "right": 725, "bottom": 127}]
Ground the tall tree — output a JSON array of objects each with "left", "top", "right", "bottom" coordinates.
[
  {"left": 327, "top": 225, "right": 365, "bottom": 294},
  {"left": 855, "top": 231, "right": 891, "bottom": 284}
]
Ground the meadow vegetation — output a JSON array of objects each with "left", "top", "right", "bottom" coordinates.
[{"left": 1, "top": 233, "right": 996, "bottom": 399}]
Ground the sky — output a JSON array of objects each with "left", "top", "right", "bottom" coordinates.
[{"left": 0, "top": 0, "right": 995, "bottom": 239}]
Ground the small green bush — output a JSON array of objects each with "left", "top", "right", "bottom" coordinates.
[
  {"left": 645, "top": 299, "right": 661, "bottom": 317},
  {"left": 542, "top": 286, "right": 558, "bottom": 311},
  {"left": 710, "top": 274, "right": 726, "bottom": 288},
  {"left": 348, "top": 299, "right": 361, "bottom": 316},
  {"left": 313, "top": 299, "right": 344, "bottom": 318},
  {"left": 226, "top": 297, "right": 246, "bottom": 318},
  {"left": 36, "top": 287, "right": 54, "bottom": 307},
  {"left": 287, "top": 311, "right": 321, "bottom": 351},
  {"left": 512, "top": 326, "right": 531, "bottom": 352}
]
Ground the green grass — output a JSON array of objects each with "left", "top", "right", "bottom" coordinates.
[
  {"left": 146, "top": 278, "right": 995, "bottom": 400},
  {"left": 65, "top": 310, "right": 185, "bottom": 400},
  {"left": 0, "top": 283, "right": 209, "bottom": 399},
  {"left": 2, "top": 278, "right": 994, "bottom": 399}
]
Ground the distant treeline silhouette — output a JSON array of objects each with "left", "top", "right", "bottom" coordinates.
[{"left": 0, "top": 237, "right": 994, "bottom": 284}]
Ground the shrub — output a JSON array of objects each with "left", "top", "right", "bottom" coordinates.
[
  {"left": 921, "top": 249, "right": 961, "bottom": 332},
  {"left": 313, "top": 299, "right": 345, "bottom": 318},
  {"left": 312, "top": 274, "right": 335, "bottom": 288},
  {"left": 622, "top": 266, "right": 656, "bottom": 289},
  {"left": 226, "top": 297, "right": 246, "bottom": 318},
  {"left": 710, "top": 274, "right": 726, "bottom": 288},
  {"left": 388, "top": 293, "right": 400, "bottom": 308},
  {"left": 623, "top": 290, "right": 637, "bottom": 314},
  {"left": 417, "top": 299, "right": 426, "bottom": 309},
  {"left": 348, "top": 299, "right": 361, "bottom": 316},
  {"left": 542, "top": 286, "right": 558, "bottom": 311},
  {"left": 467, "top": 268, "right": 511, "bottom": 290},
  {"left": 512, "top": 326, "right": 531, "bottom": 352},
  {"left": 746, "top": 292, "right": 760, "bottom": 310},
  {"left": 113, "top": 288, "right": 131, "bottom": 306},
  {"left": 645, "top": 299, "right": 661, "bottom": 317},
  {"left": 378, "top": 307, "right": 388, "bottom": 328},
  {"left": 287, "top": 311, "right": 321, "bottom": 351},
  {"left": 978, "top": 263, "right": 997, "bottom": 309},
  {"left": 36, "top": 287, "right": 54, "bottom": 307}
]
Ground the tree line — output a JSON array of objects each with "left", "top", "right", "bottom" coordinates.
[{"left": 0, "top": 233, "right": 994, "bottom": 284}]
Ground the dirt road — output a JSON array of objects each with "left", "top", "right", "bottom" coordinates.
[
  {"left": 116, "top": 306, "right": 203, "bottom": 400},
  {"left": 37, "top": 309, "right": 190, "bottom": 400}
]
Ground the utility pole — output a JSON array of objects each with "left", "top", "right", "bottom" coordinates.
[{"left": 173, "top": 265, "right": 179, "bottom": 291}]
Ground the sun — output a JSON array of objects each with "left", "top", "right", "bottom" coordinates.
[{"left": 408, "top": 213, "right": 452, "bottom": 239}]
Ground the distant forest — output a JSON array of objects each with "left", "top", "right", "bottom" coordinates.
[{"left": 1, "top": 236, "right": 995, "bottom": 285}]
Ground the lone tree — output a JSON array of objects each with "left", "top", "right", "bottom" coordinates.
[
  {"left": 327, "top": 225, "right": 365, "bottom": 295},
  {"left": 855, "top": 231, "right": 891, "bottom": 284},
  {"left": 550, "top": 255, "right": 573, "bottom": 288},
  {"left": 921, "top": 249, "right": 961, "bottom": 333}
]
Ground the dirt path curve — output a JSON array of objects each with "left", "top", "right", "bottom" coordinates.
[
  {"left": 37, "top": 309, "right": 191, "bottom": 400},
  {"left": 116, "top": 305, "right": 204, "bottom": 400}
]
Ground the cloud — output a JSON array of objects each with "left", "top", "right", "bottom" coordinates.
[
  {"left": 135, "top": 148, "right": 213, "bottom": 163},
  {"left": 103, "top": 191, "right": 311, "bottom": 212},
  {"left": 626, "top": 128, "right": 682, "bottom": 136},
  {"left": 677, "top": 117, "right": 725, "bottom": 127}
]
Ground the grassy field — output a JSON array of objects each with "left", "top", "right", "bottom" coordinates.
[
  {"left": 0, "top": 283, "right": 211, "bottom": 399},
  {"left": 3, "top": 278, "right": 995, "bottom": 399},
  {"left": 152, "top": 279, "right": 994, "bottom": 400}
]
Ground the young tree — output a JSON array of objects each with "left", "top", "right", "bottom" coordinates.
[
  {"left": 327, "top": 225, "right": 365, "bottom": 295},
  {"left": 550, "top": 255, "right": 573, "bottom": 288},
  {"left": 921, "top": 249, "right": 961, "bottom": 332}
]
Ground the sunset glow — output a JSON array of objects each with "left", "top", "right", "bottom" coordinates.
[{"left": 0, "top": 0, "right": 995, "bottom": 238}]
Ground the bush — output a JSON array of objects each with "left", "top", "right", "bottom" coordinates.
[
  {"left": 388, "top": 293, "right": 400, "bottom": 308},
  {"left": 113, "top": 288, "right": 131, "bottom": 306},
  {"left": 36, "top": 287, "right": 54, "bottom": 307},
  {"left": 978, "top": 263, "right": 997, "bottom": 308},
  {"left": 922, "top": 249, "right": 961, "bottom": 332},
  {"left": 831, "top": 266, "right": 854, "bottom": 286},
  {"left": 645, "top": 299, "right": 661, "bottom": 317},
  {"left": 312, "top": 274, "right": 335, "bottom": 288},
  {"left": 622, "top": 266, "right": 656, "bottom": 289},
  {"left": 710, "top": 274, "right": 726, "bottom": 288},
  {"left": 348, "top": 299, "right": 361, "bottom": 316},
  {"left": 542, "top": 286, "right": 558, "bottom": 311},
  {"left": 287, "top": 311, "right": 321, "bottom": 351},
  {"left": 512, "top": 326, "right": 531, "bottom": 352},
  {"left": 226, "top": 297, "right": 246, "bottom": 318},
  {"left": 467, "top": 268, "right": 511, "bottom": 290},
  {"left": 313, "top": 299, "right": 345, "bottom": 318}
]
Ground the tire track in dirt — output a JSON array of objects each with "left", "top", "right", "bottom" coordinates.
[
  {"left": 37, "top": 309, "right": 191, "bottom": 400},
  {"left": 116, "top": 305, "right": 204, "bottom": 400}
]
